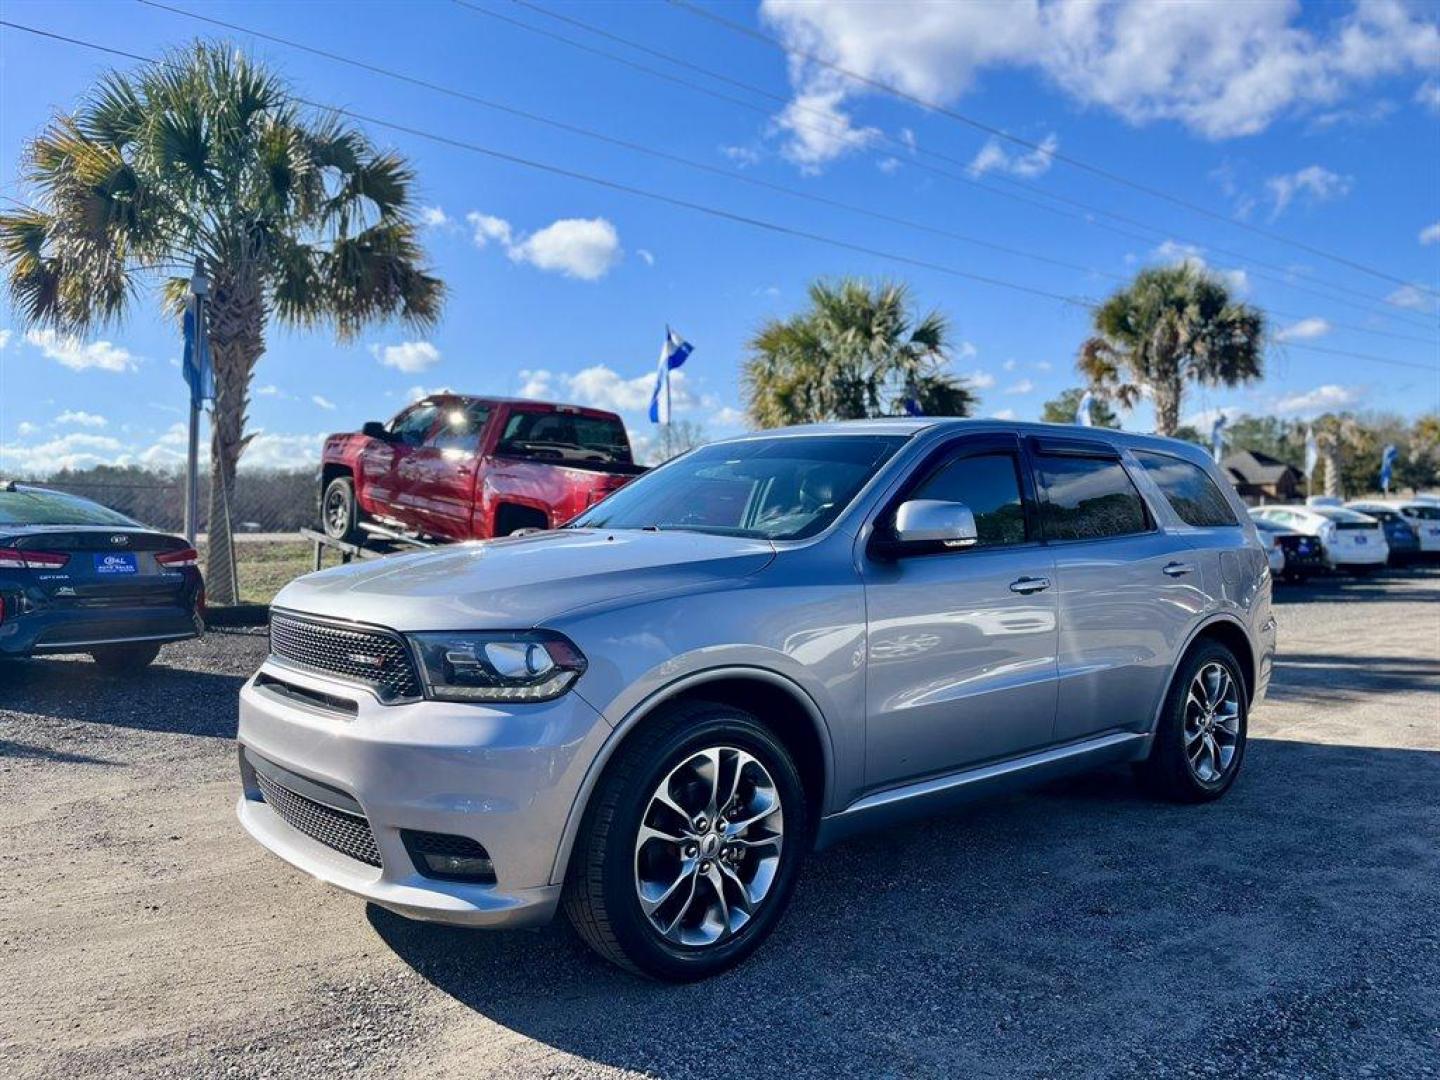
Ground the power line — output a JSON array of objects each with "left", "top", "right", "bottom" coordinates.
[
  {"left": 466, "top": 0, "right": 1435, "bottom": 332},
  {"left": 2, "top": 18, "right": 1435, "bottom": 380},
  {"left": 668, "top": 0, "right": 1437, "bottom": 298},
  {"left": 134, "top": 0, "right": 1437, "bottom": 350}
]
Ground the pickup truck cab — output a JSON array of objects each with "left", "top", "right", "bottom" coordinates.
[{"left": 319, "top": 396, "right": 644, "bottom": 543}]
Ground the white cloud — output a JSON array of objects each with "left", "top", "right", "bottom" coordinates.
[
  {"left": 0, "top": 329, "right": 11, "bottom": 350},
  {"left": 517, "top": 365, "right": 695, "bottom": 415},
  {"left": 1004, "top": 378, "right": 1036, "bottom": 395},
  {"left": 965, "top": 369, "right": 997, "bottom": 390},
  {"left": 1275, "top": 317, "right": 1333, "bottom": 342},
  {"left": 1417, "top": 79, "right": 1440, "bottom": 113},
  {"left": 877, "top": 156, "right": 902, "bottom": 174},
  {"left": 25, "top": 329, "right": 136, "bottom": 373},
  {"left": 1264, "top": 165, "right": 1352, "bottom": 219},
  {"left": 1034, "top": 360, "right": 1053, "bottom": 371},
  {"left": 55, "top": 410, "right": 107, "bottom": 428},
  {"left": 637, "top": 248, "right": 656, "bottom": 266},
  {"left": 1001, "top": 357, "right": 1016, "bottom": 371},
  {"left": 255, "top": 384, "right": 283, "bottom": 397},
  {"left": 420, "top": 206, "right": 451, "bottom": 228},
  {"left": 238, "top": 432, "right": 328, "bottom": 471},
  {"left": 466, "top": 211, "right": 622, "bottom": 281},
  {"left": 968, "top": 132, "right": 1058, "bottom": 179},
  {"left": 1273, "top": 384, "right": 1365, "bottom": 416},
  {"left": 1387, "top": 284, "right": 1437, "bottom": 313},
  {"left": 990, "top": 408, "right": 1017, "bottom": 421},
  {"left": 370, "top": 340, "right": 441, "bottom": 373},
  {"left": 956, "top": 341, "right": 979, "bottom": 361},
  {"left": 0, "top": 432, "right": 126, "bottom": 474},
  {"left": 721, "top": 145, "right": 762, "bottom": 167},
  {"left": 712, "top": 406, "right": 748, "bottom": 428},
  {"left": 312, "top": 395, "right": 337, "bottom": 411},
  {"left": 758, "top": 0, "right": 1440, "bottom": 165},
  {"left": 1420, "top": 221, "right": 1440, "bottom": 246},
  {"left": 16, "top": 421, "right": 38, "bottom": 437},
  {"left": 406, "top": 384, "right": 454, "bottom": 403},
  {"left": 1152, "top": 241, "right": 1250, "bottom": 294}
]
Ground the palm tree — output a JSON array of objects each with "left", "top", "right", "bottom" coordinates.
[
  {"left": 1078, "top": 264, "right": 1263, "bottom": 437},
  {"left": 743, "top": 278, "right": 975, "bottom": 428},
  {"left": 0, "top": 43, "right": 443, "bottom": 601},
  {"left": 1311, "top": 413, "right": 1366, "bottom": 498}
]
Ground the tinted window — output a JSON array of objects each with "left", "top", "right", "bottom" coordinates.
[
  {"left": 430, "top": 402, "right": 491, "bottom": 454},
  {"left": 910, "top": 452, "right": 1027, "bottom": 547},
  {"left": 1134, "top": 451, "right": 1237, "bottom": 527},
  {"left": 498, "top": 410, "right": 631, "bottom": 465},
  {"left": 0, "top": 489, "right": 142, "bottom": 527},
  {"left": 571, "top": 435, "right": 904, "bottom": 540},
  {"left": 390, "top": 403, "right": 438, "bottom": 446},
  {"left": 1403, "top": 505, "right": 1440, "bottom": 520},
  {"left": 1036, "top": 454, "right": 1148, "bottom": 541}
]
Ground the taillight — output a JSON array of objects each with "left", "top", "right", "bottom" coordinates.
[
  {"left": 156, "top": 547, "right": 199, "bottom": 568},
  {"left": 0, "top": 547, "right": 70, "bottom": 569}
]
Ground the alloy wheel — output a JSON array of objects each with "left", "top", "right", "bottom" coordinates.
[
  {"left": 1184, "top": 661, "right": 1241, "bottom": 783},
  {"left": 633, "top": 746, "right": 783, "bottom": 948}
]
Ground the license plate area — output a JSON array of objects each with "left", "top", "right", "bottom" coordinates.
[{"left": 94, "top": 552, "right": 139, "bottom": 575}]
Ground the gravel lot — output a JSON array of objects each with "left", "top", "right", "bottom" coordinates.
[{"left": 2, "top": 569, "right": 1437, "bottom": 1079}]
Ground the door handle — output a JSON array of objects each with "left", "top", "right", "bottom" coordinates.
[
  {"left": 1009, "top": 576, "right": 1051, "bottom": 594},
  {"left": 1162, "top": 562, "right": 1196, "bottom": 577}
]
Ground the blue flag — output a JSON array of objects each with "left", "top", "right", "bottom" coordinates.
[
  {"left": 182, "top": 301, "right": 213, "bottom": 405},
  {"left": 1380, "top": 444, "right": 1398, "bottom": 491},
  {"left": 648, "top": 326, "right": 693, "bottom": 424}
]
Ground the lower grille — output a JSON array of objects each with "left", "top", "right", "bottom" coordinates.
[{"left": 253, "top": 765, "right": 382, "bottom": 868}]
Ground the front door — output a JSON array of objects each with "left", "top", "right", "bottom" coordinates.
[
  {"left": 410, "top": 401, "right": 492, "bottom": 540},
  {"left": 862, "top": 435, "right": 1059, "bottom": 789}
]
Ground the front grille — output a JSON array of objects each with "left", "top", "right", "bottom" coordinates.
[
  {"left": 268, "top": 610, "right": 420, "bottom": 702},
  {"left": 253, "top": 766, "right": 382, "bottom": 868}
]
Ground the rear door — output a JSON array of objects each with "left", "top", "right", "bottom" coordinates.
[
  {"left": 1030, "top": 439, "right": 1208, "bottom": 744},
  {"left": 862, "top": 433, "right": 1059, "bottom": 787}
]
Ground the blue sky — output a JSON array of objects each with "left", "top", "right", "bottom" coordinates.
[{"left": 0, "top": 0, "right": 1437, "bottom": 473}]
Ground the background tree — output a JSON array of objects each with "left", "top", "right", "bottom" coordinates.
[
  {"left": 744, "top": 278, "right": 975, "bottom": 427},
  {"left": 1224, "top": 415, "right": 1307, "bottom": 467},
  {"left": 1311, "top": 413, "right": 1366, "bottom": 498},
  {"left": 1077, "top": 264, "right": 1263, "bottom": 436},
  {"left": 0, "top": 43, "right": 443, "bottom": 601},
  {"left": 651, "top": 418, "right": 708, "bottom": 464},
  {"left": 1040, "top": 387, "right": 1120, "bottom": 428}
]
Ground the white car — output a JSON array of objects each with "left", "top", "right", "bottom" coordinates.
[
  {"left": 1249, "top": 505, "right": 1389, "bottom": 571},
  {"left": 1346, "top": 499, "right": 1440, "bottom": 557}
]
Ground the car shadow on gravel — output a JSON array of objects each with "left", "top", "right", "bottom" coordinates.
[
  {"left": 1267, "top": 651, "right": 1440, "bottom": 705},
  {"left": 0, "top": 656, "right": 247, "bottom": 739},
  {"left": 369, "top": 738, "right": 1440, "bottom": 1078}
]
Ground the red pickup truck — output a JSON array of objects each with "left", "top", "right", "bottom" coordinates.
[{"left": 318, "top": 396, "right": 644, "bottom": 543}]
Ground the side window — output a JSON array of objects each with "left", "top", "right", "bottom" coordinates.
[
  {"left": 1133, "top": 451, "right": 1238, "bottom": 527},
  {"left": 429, "top": 403, "right": 491, "bottom": 454},
  {"left": 908, "top": 452, "right": 1028, "bottom": 547},
  {"left": 389, "top": 403, "right": 438, "bottom": 447},
  {"left": 1035, "top": 453, "right": 1149, "bottom": 541}
]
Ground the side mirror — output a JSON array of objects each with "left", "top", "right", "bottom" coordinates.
[
  {"left": 361, "top": 421, "right": 389, "bottom": 440},
  {"left": 892, "top": 499, "right": 979, "bottom": 550}
]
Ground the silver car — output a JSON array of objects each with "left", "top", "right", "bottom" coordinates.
[{"left": 237, "top": 421, "right": 1276, "bottom": 980}]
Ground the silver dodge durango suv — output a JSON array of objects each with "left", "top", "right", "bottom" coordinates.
[{"left": 237, "top": 420, "right": 1276, "bottom": 980}]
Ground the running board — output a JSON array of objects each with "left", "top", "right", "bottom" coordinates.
[{"left": 815, "top": 731, "right": 1150, "bottom": 850}]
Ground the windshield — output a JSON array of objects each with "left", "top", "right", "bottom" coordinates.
[
  {"left": 496, "top": 410, "right": 631, "bottom": 465},
  {"left": 1314, "top": 507, "right": 1373, "bottom": 523},
  {"left": 0, "top": 488, "right": 142, "bottom": 527},
  {"left": 571, "top": 435, "right": 906, "bottom": 540}
]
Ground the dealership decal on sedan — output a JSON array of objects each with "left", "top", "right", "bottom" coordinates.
[{"left": 95, "top": 553, "right": 139, "bottom": 574}]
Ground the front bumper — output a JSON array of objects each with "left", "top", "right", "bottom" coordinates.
[{"left": 236, "top": 660, "right": 610, "bottom": 928}]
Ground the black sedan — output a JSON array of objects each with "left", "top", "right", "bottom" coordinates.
[
  {"left": 0, "top": 482, "right": 203, "bottom": 672},
  {"left": 1251, "top": 516, "right": 1326, "bottom": 582}
]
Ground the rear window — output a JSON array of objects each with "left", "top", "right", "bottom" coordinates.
[
  {"left": 497, "top": 410, "right": 632, "bottom": 465},
  {"left": 1035, "top": 454, "right": 1149, "bottom": 541},
  {"left": 0, "top": 489, "right": 142, "bottom": 527},
  {"left": 1133, "top": 451, "right": 1238, "bottom": 527},
  {"left": 1403, "top": 504, "right": 1440, "bottom": 520}
]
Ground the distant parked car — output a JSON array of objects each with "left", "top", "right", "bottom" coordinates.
[
  {"left": 1346, "top": 499, "right": 1440, "bottom": 560},
  {"left": 1340, "top": 502, "right": 1421, "bottom": 564},
  {"left": 0, "top": 482, "right": 204, "bottom": 670},
  {"left": 1249, "top": 517, "right": 1324, "bottom": 582},
  {"left": 1250, "top": 504, "right": 1388, "bottom": 573}
]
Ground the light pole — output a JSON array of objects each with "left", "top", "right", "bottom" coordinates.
[{"left": 183, "top": 261, "right": 209, "bottom": 544}]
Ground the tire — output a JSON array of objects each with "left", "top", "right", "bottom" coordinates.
[
  {"left": 1134, "top": 641, "right": 1247, "bottom": 803},
  {"left": 563, "top": 700, "right": 809, "bottom": 981},
  {"left": 89, "top": 642, "right": 162, "bottom": 674},
  {"left": 321, "top": 476, "right": 361, "bottom": 543}
]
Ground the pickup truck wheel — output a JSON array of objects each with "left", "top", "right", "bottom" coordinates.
[
  {"left": 1135, "top": 642, "right": 1247, "bottom": 803},
  {"left": 563, "top": 700, "right": 808, "bottom": 981},
  {"left": 321, "top": 477, "right": 361, "bottom": 543}
]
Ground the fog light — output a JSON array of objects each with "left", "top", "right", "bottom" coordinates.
[{"left": 401, "top": 829, "right": 496, "bottom": 883}]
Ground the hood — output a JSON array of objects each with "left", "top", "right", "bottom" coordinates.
[{"left": 273, "top": 528, "right": 775, "bottom": 630}]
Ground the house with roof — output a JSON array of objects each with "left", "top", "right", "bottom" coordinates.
[{"left": 1222, "top": 450, "right": 1305, "bottom": 505}]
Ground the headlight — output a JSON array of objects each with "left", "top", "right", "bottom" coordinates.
[{"left": 407, "top": 631, "right": 587, "bottom": 703}]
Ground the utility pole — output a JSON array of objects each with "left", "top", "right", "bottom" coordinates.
[{"left": 183, "top": 261, "right": 209, "bottom": 544}]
